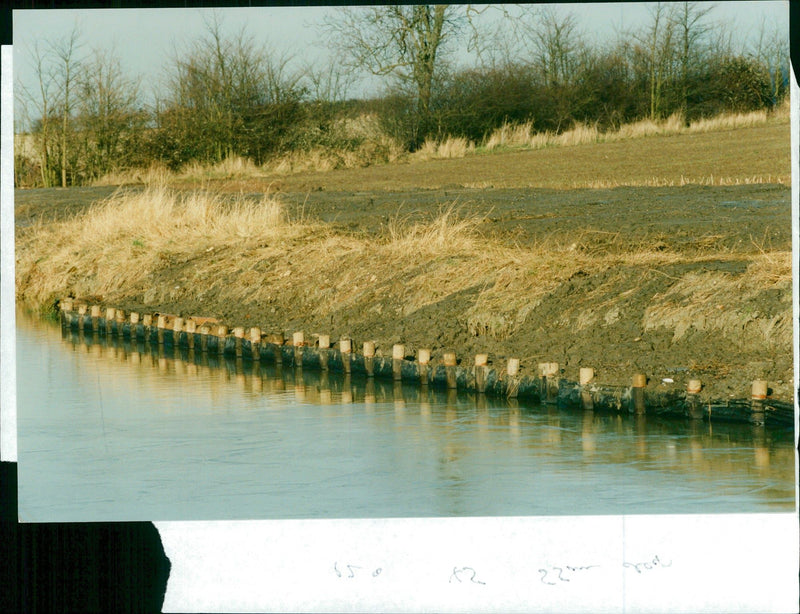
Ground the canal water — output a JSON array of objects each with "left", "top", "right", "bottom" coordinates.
[{"left": 16, "top": 311, "right": 795, "bottom": 522}]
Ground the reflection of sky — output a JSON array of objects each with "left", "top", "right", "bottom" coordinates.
[
  {"left": 12, "top": 3, "right": 789, "bottom": 112},
  {"left": 16, "top": 314, "right": 795, "bottom": 522}
]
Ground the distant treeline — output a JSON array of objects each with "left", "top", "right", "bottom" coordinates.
[{"left": 14, "top": 5, "right": 789, "bottom": 188}]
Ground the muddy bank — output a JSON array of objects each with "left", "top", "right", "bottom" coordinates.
[
  {"left": 59, "top": 308, "right": 795, "bottom": 428},
  {"left": 15, "top": 183, "right": 793, "bottom": 405}
]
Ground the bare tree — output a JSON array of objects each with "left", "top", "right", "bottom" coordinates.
[
  {"left": 51, "top": 27, "right": 83, "bottom": 187},
  {"left": 75, "top": 47, "right": 145, "bottom": 181},
  {"left": 159, "top": 13, "right": 305, "bottom": 165},
  {"left": 750, "top": 16, "right": 790, "bottom": 106},
  {"left": 633, "top": 2, "right": 678, "bottom": 120},
  {"left": 16, "top": 26, "right": 84, "bottom": 187},
  {"left": 520, "top": 6, "right": 585, "bottom": 88},
  {"left": 321, "top": 5, "right": 462, "bottom": 144},
  {"left": 17, "top": 41, "right": 57, "bottom": 187},
  {"left": 671, "top": 2, "right": 714, "bottom": 122}
]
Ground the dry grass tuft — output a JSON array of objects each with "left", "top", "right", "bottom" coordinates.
[
  {"left": 484, "top": 121, "right": 534, "bottom": 150},
  {"left": 482, "top": 108, "right": 781, "bottom": 157},
  {"left": 687, "top": 110, "right": 768, "bottom": 133},
  {"left": 264, "top": 137, "right": 405, "bottom": 175},
  {"left": 554, "top": 122, "right": 600, "bottom": 147},
  {"left": 15, "top": 184, "right": 299, "bottom": 309},
  {"left": 412, "top": 136, "right": 475, "bottom": 161}
]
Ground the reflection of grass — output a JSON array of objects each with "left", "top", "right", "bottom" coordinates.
[{"left": 16, "top": 187, "right": 791, "bottom": 355}]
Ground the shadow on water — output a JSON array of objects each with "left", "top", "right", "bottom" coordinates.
[{"left": 16, "top": 310, "right": 797, "bottom": 520}]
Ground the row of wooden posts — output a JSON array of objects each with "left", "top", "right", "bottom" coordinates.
[{"left": 59, "top": 299, "right": 774, "bottom": 414}]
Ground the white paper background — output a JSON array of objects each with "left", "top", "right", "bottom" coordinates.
[{"left": 155, "top": 514, "right": 798, "bottom": 613}]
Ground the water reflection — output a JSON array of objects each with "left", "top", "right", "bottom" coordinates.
[{"left": 15, "top": 311, "right": 797, "bottom": 521}]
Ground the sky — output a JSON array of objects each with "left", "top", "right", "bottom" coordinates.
[{"left": 11, "top": 2, "right": 790, "bottom": 123}]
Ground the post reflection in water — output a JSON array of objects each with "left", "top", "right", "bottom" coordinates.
[{"left": 16, "top": 311, "right": 797, "bottom": 521}]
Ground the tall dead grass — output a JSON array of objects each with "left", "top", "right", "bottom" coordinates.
[
  {"left": 15, "top": 185, "right": 300, "bottom": 310},
  {"left": 410, "top": 137, "right": 475, "bottom": 161},
  {"left": 18, "top": 186, "right": 789, "bottom": 350},
  {"left": 263, "top": 137, "right": 405, "bottom": 175},
  {"left": 482, "top": 108, "right": 781, "bottom": 154}
]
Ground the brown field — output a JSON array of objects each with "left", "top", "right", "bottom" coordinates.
[{"left": 15, "top": 116, "right": 792, "bottom": 402}]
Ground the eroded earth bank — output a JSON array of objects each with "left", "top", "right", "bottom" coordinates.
[{"left": 15, "top": 180, "right": 793, "bottom": 404}]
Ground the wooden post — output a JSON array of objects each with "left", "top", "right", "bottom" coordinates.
[
  {"left": 632, "top": 373, "right": 647, "bottom": 415},
  {"left": 507, "top": 358, "right": 520, "bottom": 398},
  {"left": 340, "top": 338, "right": 352, "bottom": 374},
  {"left": 293, "top": 331, "right": 304, "bottom": 367},
  {"left": 105, "top": 307, "right": 115, "bottom": 335},
  {"left": 474, "top": 353, "right": 488, "bottom": 393},
  {"left": 751, "top": 379, "right": 768, "bottom": 423},
  {"left": 267, "top": 332, "right": 284, "bottom": 363},
  {"left": 580, "top": 367, "right": 594, "bottom": 410},
  {"left": 539, "top": 362, "right": 559, "bottom": 402},
  {"left": 418, "top": 349, "right": 431, "bottom": 386},
  {"left": 249, "top": 327, "right": 261, "bottom": 361},
  {"left": 173, "top": 317, "right": 184, "bottom": 348},
  {"left": 115, "top": 309, "right": 126, "bottom": 337},
  {"left": 507, "top": 358, "right": 520, "bottom": 377},
  {"left": 687, "top": 379, "right": 703, "bottom": 420},
  {"left": 185, "top": 318, "right": 197, "bottom": 350},
  {"left": 392, "top": 344, "right": 404, "bottom": 381},
  {"left": 443, "top": 352, "right": 457, "bottom": 389},
  {"left": 90, "top": 305, "right": 101, "bottom": 332},
  {"left": 199, "top": 325, "right": 210, "bottom": 352},
  {"left": 129, "top": 312, "right": 140, "bottom": 340},
  {"left": 217, "top": 325, "right": 229, "bottom": 356},
  {"left": 157, "top": 314, "right": 167, "bottom": 345},
  {"left": 751, "top": 379, "right": 768, "bottom": 400},
  {"left": 76, "top": 304, "right": 87, "bottom": 331},
  {"left": 59, "top": 298, "right": 71, "bottom": 328},
  {"left": 233, "top": 326, "right": 245, "bottom": 357},
  {"left": 142, "top": 314, "right": 153, "bottom": 344},
  {"left": 318, "top": 334, "right": 330, "bottom": 370},
  {"left": 363, "top": 341, "right": 375, "bottom": 377}
]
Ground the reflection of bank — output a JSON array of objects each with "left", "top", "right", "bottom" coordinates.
[{"left": 575, "top": 407, "right": 793, "bottom": 485}]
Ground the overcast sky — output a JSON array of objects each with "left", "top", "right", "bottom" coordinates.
[{"left": 11, "top": 2, "right": 789, "bottom": 120}]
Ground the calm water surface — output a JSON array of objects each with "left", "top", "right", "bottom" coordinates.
[{"left": 16, "top": 312, "right": 795, "bottom": 522}]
